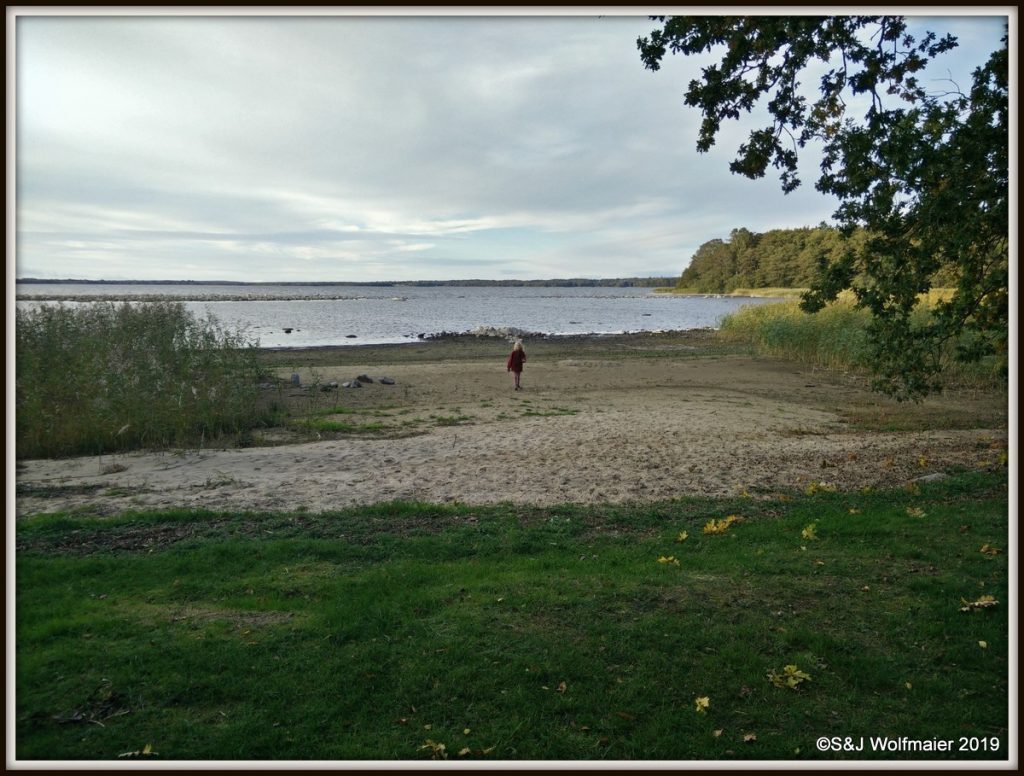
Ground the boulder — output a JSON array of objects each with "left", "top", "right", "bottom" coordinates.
[
  {"left": 356, "top": 374, "right": 374, "bottom": 383},
  {"left": 379, "top": 377, "right": 396, "bottom": 385},
  {"left": 342, "top": 380, "right": 362, "bottom": 389}
]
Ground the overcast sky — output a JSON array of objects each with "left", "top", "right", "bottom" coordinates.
[{"left": 11, "top": 10, "right": 1011, "bottom": 282}]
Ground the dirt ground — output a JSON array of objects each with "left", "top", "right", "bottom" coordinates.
[{"left": 14, "top": 332, "right": 1008, "bottom": 517}]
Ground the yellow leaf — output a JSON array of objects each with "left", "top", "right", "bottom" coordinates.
[
  {"left": 979, "top": 544, "right": 1001, "bottom": 556},
  {"left": 848, "top": 507, "right": 861, "bottom": 514},
  {"left": 703, "top": 515, "right": 742, "bottom": 535},
  {"left": 142, "top": 744, "right": 152, "bottom": 755},
  {"left": 743, "top": 732, "right": 757, "bottom": 743},
  {"left": 905, "top": 682, "right": 912, "bottom": 690},
  {"left": 801, "top": 523, "right": 817, "bottom": 540},
  {"left": 905, "top": 506, "right": 926, "bottom": 518},
  {"left": 657, "top": 555, "right": 680, "bottom": 566},
  {"left": 713, "top": 729, "right": 723, "bottom": 738},
  {"left": 458, "top": 747, "right": 471, "bottom": 757},
  {"left": 695, "top": 696, "right": 710, "bottom": 713},
  {"left": 463, "top": 728, "right": 471, "bottom": 735},
  {"left": 556, "top": 681, "right": 567, "bottom": 693},
  {"left": 979, "top": 641, "right": 988, "bottom": 649},
  {"left": 676, "top": 531, "right": 689, "bottom": 543},
  {"left": 918, "top": 456, "right": 928, "bottom": 468},
  {"left": 768, "top": 664, "right": 811, "bottom": 689}
]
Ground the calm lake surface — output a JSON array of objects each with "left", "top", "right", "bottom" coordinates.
[{"left": 16, "top": 283, "right": 784, "bottom": 348}]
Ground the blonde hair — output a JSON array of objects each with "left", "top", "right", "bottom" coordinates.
[{"left": 513, "top": 340, "right": 524, "bottom": 351}]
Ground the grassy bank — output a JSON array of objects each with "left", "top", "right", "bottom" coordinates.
[
  {"left": 15, "top": 471, "right": 1009, "bottom": 762},
  {"left": 15, "top": 302, "right": 277, "bottom": 459},
  {"left": 718, "top": 295, "right": 1001, "bottom": 389}
]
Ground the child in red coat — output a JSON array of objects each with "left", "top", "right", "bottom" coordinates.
[{"left": 506, "top": 340, "right": 526, "bottom": 390}]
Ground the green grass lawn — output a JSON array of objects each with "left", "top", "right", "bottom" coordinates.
[{"left": 14, "top": 471, "right": 1009, "bottom": 762}]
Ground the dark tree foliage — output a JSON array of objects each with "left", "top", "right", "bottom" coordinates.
[
  {"left": 679, "top": 225, "right": 861, "bottom": 293},
  {"left": 639, "top": 16, "right": 1009, "bottom": 400}
]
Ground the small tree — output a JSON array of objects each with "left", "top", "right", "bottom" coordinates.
[{"left": 639, "top": 16, "right": 1009, "bottom": 399}]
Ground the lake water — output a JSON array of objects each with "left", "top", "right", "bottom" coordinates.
[{"left": 15, "top": 283, "right": 784, "bottom": 348}]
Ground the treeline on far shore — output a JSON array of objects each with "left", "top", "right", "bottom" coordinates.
[
  {"left": 676, "top": 225, "right": 855, "bottom": 293},
  {"left": 674, "top": 225, "right": 955, "bottom": 295}
]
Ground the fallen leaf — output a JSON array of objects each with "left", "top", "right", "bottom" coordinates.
[
  {"left": 848, "top": 507, "right": 861, "bottom": 514},
  {"left": 906, "top": 506, "right": 926, "bottom": 518},
  {"left": 960, "top": 595, "right": 998, "bottom": 612},
  {"left": 801, "top": 523, "right": 817, "bottom": 540},
  {"left": 615, "top": 711, "right": 635, "bottom": 721},
  {"left": 743, "top": 732, "right": 757, "bottom": 743},
  {"left": 458, "top": 747, "right": 471, "bottom": 757},
  {"left": 703, "top": 515, "right": 743, "bottom": 535},
  {"left": 979, "top": 544, "right": 1001, "bottom": 556},
  {"left": 695, "top": 696, "right": 710, "bottom": 713},
  {"left": 768, "top": 664, "right": 811, "bottom": 690},
  {"left": 676, "top": 531, "right": 689, "bottom": 543},
  {"left": 905, "top": 682, "right": 912, "bottom": 690},
  {"left": 979, "top": 641, "right": 988, "bottom": 649},
  {"left": 713, "top": 729, "right": 724, "bottom": 738},
  {"left": 556, "top": 681, "right": 567, "bottom": 693},
  {"left": 657, "top": 555, "right": 680, "bottom": 566},
  {"left": 463, "top": 728, "right": 471, "bottom": 735},
  {"left": 419, "top": 740, "right": 447, "bottom": 760}
]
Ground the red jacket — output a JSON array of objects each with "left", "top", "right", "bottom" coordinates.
[{"left": 507, "top": 348, "right": 526, "bottom": 372}]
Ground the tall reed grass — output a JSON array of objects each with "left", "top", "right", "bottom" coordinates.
[
  {"left": 719, "top": 298, "right": 873, "bottom": 371},
  {"left": 718, "top": 292, "right": 1000, "bottom": 389},
  {"left": 16, "top": 302, "right": 273, "bottom": 459}
]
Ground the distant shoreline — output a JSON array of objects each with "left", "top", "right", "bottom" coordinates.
[{"left": 15, "top": 277, "right": 677, "bottom": 288}]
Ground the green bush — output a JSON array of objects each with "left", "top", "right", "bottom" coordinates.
[{"left": 16, "top": 301, "right": 273, "bottom": 458}]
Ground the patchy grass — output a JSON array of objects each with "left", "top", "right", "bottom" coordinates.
[{"left": 14, "top": 472, "right": 1009, "bottom": 762}]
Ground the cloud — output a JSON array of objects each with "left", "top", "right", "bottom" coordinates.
[{"left": 14, "top": 13, "right": 1009, "bottom": 281}]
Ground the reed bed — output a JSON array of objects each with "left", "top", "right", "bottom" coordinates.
[
  {"left": 718, "top": 292, "right": 1000, "bottom": 389},
  {"left": 16, "top": 302, "right": 273, "bottom": 459}
]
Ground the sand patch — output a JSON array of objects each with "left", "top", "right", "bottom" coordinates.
[{"left": 16, "top": 343, "right": 1006, "bottom": 517}]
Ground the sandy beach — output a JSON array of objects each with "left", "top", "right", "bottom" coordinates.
[{"left": 15, "top": 332, "right": 1007, "bottom": 517}]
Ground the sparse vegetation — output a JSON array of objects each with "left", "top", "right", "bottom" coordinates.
[{"left": 16, "top": 302, "right": 275, "bottom": 458}]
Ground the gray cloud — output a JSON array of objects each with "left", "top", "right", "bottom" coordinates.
[{"left": 13, "top": 13, "right": 1008, "bottom": 281}]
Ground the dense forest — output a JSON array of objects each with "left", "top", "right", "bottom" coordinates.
[{"left": 678, "top": 225, "right": 866, "bottom": 292}]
